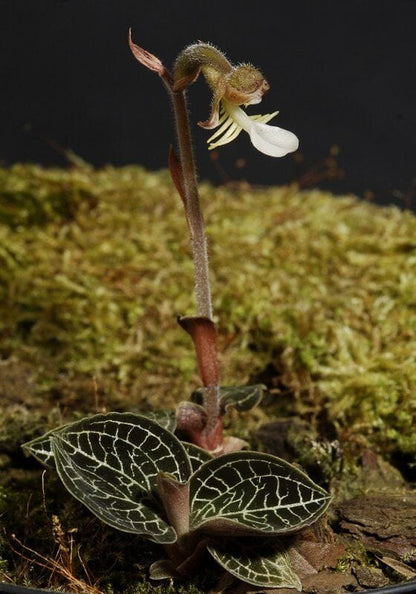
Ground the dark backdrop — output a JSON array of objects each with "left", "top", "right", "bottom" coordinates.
[{"left": 1, "top": 0, "right": 415, "bottom": 208}]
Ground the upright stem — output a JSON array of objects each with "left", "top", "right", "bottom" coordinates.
[
  {"left": 170, "top": 90, "right": 213, "bottom": 320},
  {"left": 127, "top": 33, "right": 220, "bottom": 445},
  {"left": 170, "top": 90, "right": 221, "bottom": 441}
]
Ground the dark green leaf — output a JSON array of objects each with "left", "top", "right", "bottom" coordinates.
[
  {"left": 22, "top": 424, "right": 71, "bottom": 467},
  {"left": 191, "top": 384, "right": 265, "bottom": 413},
  {"left": 149, "top": 559, "right": 178, "bottom": 580},
  {"left": 219, "top": 384, "right": 265, "bottom": 412},
  {"left": 51, "top": 412, "right": 192, "bottom": 543},
  {"left": 144, "top": 409, "right": 177, "bottom": 432},
  {"left": 22, "top": 410, "right": 177, "bottom": 467},
  {"left": 208, "top": 539, "right": 302, "bottom": 590},
  {"left": 53, "top": 437, "right": 175, "bottom": 543},
  {"left": 182, "top": 442, "right": 213, "bottom": 472},
  {"left": 190, "top": 451, "right": 330, "bottom": 535}
]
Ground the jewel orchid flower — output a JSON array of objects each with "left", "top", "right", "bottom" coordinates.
[
  {"left": 173, "top": 42, "right": 299, "bottom": 158},
  {"left": 207, "top": 99, "right": 299, "bottom": 157}
]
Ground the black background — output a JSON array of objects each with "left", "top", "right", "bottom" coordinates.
[{"left": 1, "top": 0, "right": 415, "bottom": 208}]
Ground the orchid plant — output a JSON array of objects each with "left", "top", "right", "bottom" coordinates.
[{"left": 23, "top": 36, "right": 330, "bottom": 592}]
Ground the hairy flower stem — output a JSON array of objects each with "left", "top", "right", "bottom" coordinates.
[
  {"left": 128, "top": 34, "right": 220, "bottom": 444},
  {"left": 170, "top": 90, "right": 213, "bottom": 320},
  {"left": 170, "top": 90, "right": 221, "bottom": 434}
]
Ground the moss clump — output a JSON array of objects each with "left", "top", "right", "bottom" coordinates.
[
  {"left": 0, "top": 164, "right": 98, "bottom": 227},
  {"left": 1, "top": 164, "right": 415, "bottom": 459}
]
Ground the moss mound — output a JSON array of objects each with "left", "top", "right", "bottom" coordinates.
[{"left": 1, "top": 163, "right": 415, "bottom": 456}]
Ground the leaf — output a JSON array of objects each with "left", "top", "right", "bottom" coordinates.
[
  {"left": 53, "top": 437, "right": 174, "bottom": 543},
  {"left": 144, "top": 409, "right": 177, "bottom": 432},
  {"left": 208, "top": 539, "right": 302, "bottom": 590},
  {"left": 191, "top": 384, "right": 265, "bottom": 413},
  {"left": 23, "top": 432, "right": 55, "bottom": 467},
  {"left": 176, "top": 401, "right": 207, "bottom": 433},
  {"left": 182, "top": 442, "right": 213, "bottom": 472},
  {"left": 22, "top": 410, "right": 177, "bottom": 466},
  {"left": 51, "top": 412, "right": 192, "bottom": 543},
  {"left": 189, "top": 452, "right": 331, "bottom": 536},
  {"left": 22, "top": 424, "right": 71, "bottom": 467},
  {"left": 149, "top": 559, "right": 178, "bottom": 580},
  {"left": 219, "top": 385, "right": 266, "bottom": 412}
]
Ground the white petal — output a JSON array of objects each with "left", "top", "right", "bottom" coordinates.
[
  {"left": 250, "top": 110, "right": 279, "bottom": 124},
  {"left": 207, "top": 115, "right": 234, "bottom": 143},
  {"left": 249, "top": 122, "right": 299, "bottom": 157},
  {"left": 208, "top": 123, "right": 243, "bottom": 150}
]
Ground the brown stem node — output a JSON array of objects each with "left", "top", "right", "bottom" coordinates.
[{"left": 178, "top": 316, "right": 219, "bottom": 387}]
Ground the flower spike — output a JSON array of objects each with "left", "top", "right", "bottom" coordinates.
[{"left": 174, "top": 42, "right": 298, "bottom": 157}]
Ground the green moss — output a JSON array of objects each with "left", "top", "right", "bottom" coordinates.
[
  {"left": 0, "top": 164, "right": 98, "bottom": 227},
  {"left": 1, "top": 164, "right": 415, "bottom": 454}
]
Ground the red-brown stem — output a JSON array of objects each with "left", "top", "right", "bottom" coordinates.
[
  {"left": 169, "top": 87, "right": 220, "bottom": 439},
  {"left": 170, "top": 90, "right": 213, "bottom": 320},
  {"left": 128, "top": 34, "right": 219, "bottom": 442}
]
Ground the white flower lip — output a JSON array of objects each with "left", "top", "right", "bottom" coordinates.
[
  {"left": 250, "top": 120, "right": 299, "bottom": 157},
  {"left": 207, "top": 99, "right": 299, "bottom": 157}
]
